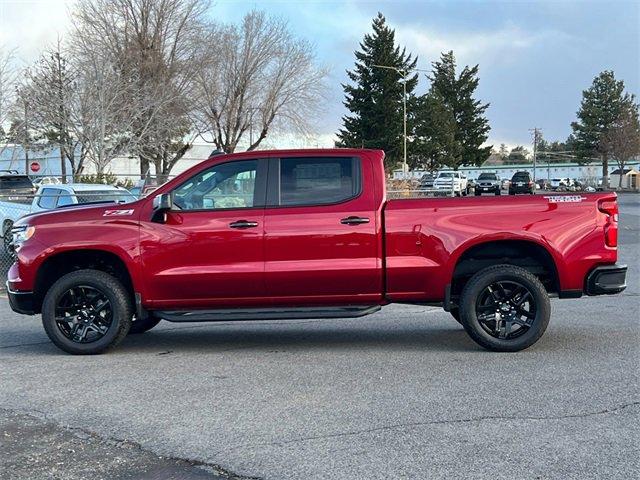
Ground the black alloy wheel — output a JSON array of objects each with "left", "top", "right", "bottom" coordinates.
[
  {"left": 54, "top": 286, "right": 113, "bottom": 343},
  {"left": 42, "top": 270, "right": 133, "bottom": 354},
  {"left": 459, "top": 265, "right": 550, "bottom": 351},
  {"left": 475, "top": 280, "right": 534, "bottom": 340}
]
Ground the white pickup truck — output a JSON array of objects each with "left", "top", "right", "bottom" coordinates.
[
  {"left": 0, "top": 183, "right": 135, "bottom": 253},
  {"left": 433, "top": 171, "right": 469, "bottom": 196}
]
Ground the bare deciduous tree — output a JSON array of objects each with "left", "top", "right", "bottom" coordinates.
[
  {"left": 22, "top": 41, "right": 81, "bottom": 182},
  {"left": 603, "top": 102, "right": 640, "bottom": 187},
  {"left": 71, "top": 0, "right": 210, "bottom": 179},
  {"left": 193, "top": 10, "right": 327, "bottom": 153},
  {"left": 0, "top": 48, "right": 16, "bottom": 155}
]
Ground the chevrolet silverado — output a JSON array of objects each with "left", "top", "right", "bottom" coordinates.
[{"left": 6, "top": 149, "right": 626, "bottom": 354}]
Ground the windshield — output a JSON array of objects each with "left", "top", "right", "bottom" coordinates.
[
  {"left": 478, "top": 173, "right": 496, "bottom": 180},
  {"left": 0, "top": 176, "right": 34, "bottom": 190},
  {"left": 73, "top": 190, "right": 136, "bottom": 204},
  {"left": 437, "top": 172, "right": 454, "bottom": 178}
]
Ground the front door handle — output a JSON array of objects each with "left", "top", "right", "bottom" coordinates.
[
  {"left": 341, "top": 216, "right": 370, "bottom": 225},
  {"left": 229, "top": 220, "right": 259, "bottom": 229}
]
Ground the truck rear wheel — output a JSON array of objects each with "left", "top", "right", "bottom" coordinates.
[
  {"left": 42, "top": 270, "right": 133, "bottom": 355},
  {"left": 459, "top": 265, "right": 550, "bottom": 352}
]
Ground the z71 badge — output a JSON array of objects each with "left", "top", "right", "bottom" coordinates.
[{"left": 103, "top": 209, "right": 135, "bottom": 216}]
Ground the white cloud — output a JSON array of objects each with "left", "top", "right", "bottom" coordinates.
[
  {"left": 0, "top": 0, "right": 75, "bottom": 66},
  {"left": 396, "top": 22, "right": 574, "bottom": 69}
]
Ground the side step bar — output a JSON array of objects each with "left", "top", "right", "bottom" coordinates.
[{"left": 155, "top": 305, "right": 381, "bottom": 323}]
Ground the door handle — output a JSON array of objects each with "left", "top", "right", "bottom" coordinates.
[
  {"left": 341, "top": 216, "right": 370, "bottom": 225},
  {"left": 229, "top": 220, "right": 259, "bottom": 229}
]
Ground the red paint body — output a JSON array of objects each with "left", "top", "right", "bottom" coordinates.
[{"left": 9, "top": 149, "right": 619, "bottom": 311}]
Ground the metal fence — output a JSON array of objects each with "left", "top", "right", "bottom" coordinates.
[
  {"left": 0, "top": 177, "right": 611, "bottom": 291},
  {"left": 0, "top": 191, "right": 140, "bottom": 290}
]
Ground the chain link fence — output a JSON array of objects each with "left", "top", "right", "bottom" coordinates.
[
  {"left": 0, "top": 189, "right": 141, "bottom": 291},
  {"left": 0, "top": 172, "right": 614, "bottom": 291}
]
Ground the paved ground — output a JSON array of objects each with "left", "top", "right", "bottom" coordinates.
[{"left": 0, "top": 195, "right": 638, "bottom": 480}]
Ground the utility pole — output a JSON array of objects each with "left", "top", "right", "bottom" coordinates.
[
  {"left": 529, "top": 127, "right": 542, "bottom": 183},
  {"left": 371, "top": 64, "right": 428, "bottom": 178}
]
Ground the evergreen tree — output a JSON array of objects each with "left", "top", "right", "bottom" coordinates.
[
  {"left": 571, "top": 70, "right": 636, "bottom": 187},
  {"left": 427, "top": 51, "right": 491, "bottom": 168},
  {"left": 411, "top": 91, "right": 460, "bottom": 171},
  {"left": 336, "top": 13, "right": 417, "bottom": 169},
  {"left": 506, "top": 145, "right": 530, "bottom": 164}
]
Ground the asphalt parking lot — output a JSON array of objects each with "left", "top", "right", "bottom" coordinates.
[{"left": 1, "top": 194, "right": 638, "bottom": 480}]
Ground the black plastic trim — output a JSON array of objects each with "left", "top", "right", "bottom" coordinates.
[
  {"left": 558, "top": 289, "right": 582, "bottom": 299},
  {"left": 6, "top": 282, "right": 35, "bottom": 315},
  {"left": 585, "top": 264, "right": 627, "bottom": 296},
  {"left": 155, "top": 305, "right": 381, "bottom": 322}
]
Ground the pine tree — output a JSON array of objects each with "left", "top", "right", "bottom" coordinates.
[
  {"left": 427, "top": 51, "right": 491, "bottom": 168},
  {"left": 336, "top": 13, "right": 417, "bottom": 169},
  {"left": 411, "top": 91, "right": 460, "bottom": 171},
  {"left": 571, "top": 70, "right": 636, "bottom": 187}
]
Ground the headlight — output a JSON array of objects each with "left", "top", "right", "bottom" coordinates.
[{"left": 12, "top": 225, "right": 35, "bottom": 249}]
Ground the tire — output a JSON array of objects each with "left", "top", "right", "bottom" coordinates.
[
  {"left": 495, "top": 189, "right": 501, "bottom": 196},
  {"left": 129, "top": 315, "right": 161, "bottom": 334},
  {"left": 450, "top": 307, "right": 462, "bottom": 325},
  {"left": 459, "top": 265, "right": 550, "bottom": 352},
  {"left": 42, "top": 269, "right": 133, "bottom": 355},
  {"left": 475, "top": 192, "right": 481, "bottom": 196}
]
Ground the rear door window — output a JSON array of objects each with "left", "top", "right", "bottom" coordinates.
[
  {"left": 38, "top": 188, "right": 60, "bottom": 209},
  {"left": 275, "top": 157, "right": 361, "bottom": 206}
]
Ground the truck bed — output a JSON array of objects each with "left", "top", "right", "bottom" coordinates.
[{"left": 383, "top": 193, "right": 616, "bottom": 301}]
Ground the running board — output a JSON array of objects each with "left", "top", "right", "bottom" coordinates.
[{"left": 155, "top": 305, "right": 381, "bottom": 322}]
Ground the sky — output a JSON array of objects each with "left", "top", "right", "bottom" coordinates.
[{"left": 1, "top": 0, "right": 639, "bottom": 150}]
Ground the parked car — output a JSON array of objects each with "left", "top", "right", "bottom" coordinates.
[
  {"left": 536, "top": 179, "right": 550, "bottom": 190},
  {"left": 0, "top": 183, "right": 136, "bottom": 254},
  {"left": 0, "top": 171, "right": 36, "bottom": 199},
  {"left": 433, "top": 171, "right": 468, "bottom": 196},
  {"left": 475, "top": 172, "right": 501, "bottom": 195},
  {"left": 501, "top": 178, "right": 511, "bottom": 190},
  {"left": 509, "top": 171, "right": 535, "bottom": 195},
  {"left": 32, "top": 176, "right": 62, "bottom": 187},
  {"left": 419, "top": 173, "right": 435, "bottom": 189},
  {"left": 550, "top": 178, "right": 574, "bottom": 191},
  {"left": 7, "top": 149, "right": 626, "bottom": 355}
]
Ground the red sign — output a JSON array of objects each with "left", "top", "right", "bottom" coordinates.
[{"left": 30, "top": 162, "right": 41, "bottom": 173}]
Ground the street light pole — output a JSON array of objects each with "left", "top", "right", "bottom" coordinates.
[
  {"left": 371, "top": 64, "right": 429, "bottom": 178},
  {"left": 402, "top": 70, "right": 407, "bottom": 175}
]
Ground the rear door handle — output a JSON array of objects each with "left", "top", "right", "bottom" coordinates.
[
  {"left": 341, "top": 216, "right": 370, "bottom": 225},
  {"left": 229, "top": 220, "right": 259, "bottom": 229}
]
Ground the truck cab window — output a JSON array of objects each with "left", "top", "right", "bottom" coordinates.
[
  {"left": 38, "top": 188, "right": 60, "bottom": 209},
  {"left": 172, "top": 160, "right": 258, "bottom": 210},
  {"left": 279, "top": 157, "right": 360, "bottom": 206}
]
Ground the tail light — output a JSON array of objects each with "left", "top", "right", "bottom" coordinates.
[{"left": 598, "top": 198, "right": 618, "bottom": 247}]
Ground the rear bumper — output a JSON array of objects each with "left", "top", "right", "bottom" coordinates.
[
  {"left": 6, "top": 282, "right": 36, "bottom": 315},
  {"left": 585, "top": 264, "right": 627, "bottom": 296}
]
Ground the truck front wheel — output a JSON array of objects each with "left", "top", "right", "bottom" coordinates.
[
  {"left": 459, "top": 265, "right": 550, "bottom": 352},
  {"left": 42, "top": 270, "right": 133, "bottom": 354}
]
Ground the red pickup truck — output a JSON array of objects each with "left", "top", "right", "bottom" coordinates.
[{"left": 7, "top": 149, "right": 626, "bottom": 354}]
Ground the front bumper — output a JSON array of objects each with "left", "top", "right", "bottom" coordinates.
[
  {"left": 6, "top": 282, "right": 36, "bottom": 315},
  {"left": 585, "top": 264, "right": 627, "bottom": 296}
]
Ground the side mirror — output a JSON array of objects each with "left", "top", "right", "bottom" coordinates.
[{"left": 151, "top": 193, "right": 171, "bottom": 223}]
